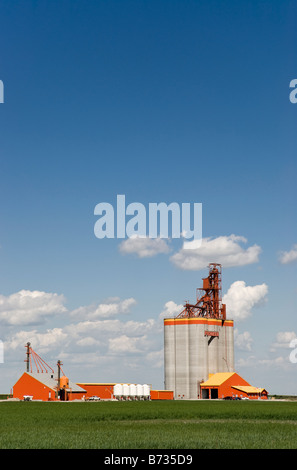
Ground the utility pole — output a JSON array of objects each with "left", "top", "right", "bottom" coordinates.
[
  {"left": 56, "top": 360, "right": 62, "bottom": 399},
  {"left": 25, "top": 342, "right": 31, "bottom": 372}
]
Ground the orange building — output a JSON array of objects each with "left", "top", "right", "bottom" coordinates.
[
  {"left": 13, "top": 344, "right": 175, "bottom": 401},
  {"left": 200, "top": 372, "right": 268, "bottom": 400},
  {"left": 76, "top": 383, "right": 115, "bottom": 399},
  {"left": 13, "top": 372, "right": 86, "bottom": 401},
  {"left": 77, "top": 384, "right": 174, "bottom": 400},
  {"left": 150, "top": 390, "right": 174, "bottom": 400}
]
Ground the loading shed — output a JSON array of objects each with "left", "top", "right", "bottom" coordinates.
[
  {"left": 200, "top": 372, "right": 268, "bottom": 400},
  {"left": 76, "top": 383, "right": 115, "bottom": 400},
  {"left": 150, "top": 390, "right": 174, "bottom": 400}
]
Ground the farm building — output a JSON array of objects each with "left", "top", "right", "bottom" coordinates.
[
  {"left": 12, "top": 343, "right": 87, "bottom": 401},
  {"left": 77, "top": 383, "right": 174, "bottom": 400},
  {"left": 200, "top": 372, "right": 268, "bottom": 400},
  {"left": 76, "top": 383, "right": 115, "bottom": 400},
  {"left": 150, "top": 390, "right": 174, "bottom": 400},
  {"left": 13, "top": 372, "right": 174, "bottom": 401},
  {"left": 13, "top": 371, "right": 87, "bottom": 401},
  {"left": 12, "top": 343, "right": 174, "bottom": 401}
]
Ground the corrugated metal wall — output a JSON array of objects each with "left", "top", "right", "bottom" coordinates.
[{"left": 164, "top": 318, "right": 234, "bottom": 399}]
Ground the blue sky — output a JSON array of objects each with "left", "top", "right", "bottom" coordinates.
[{"left": 0, "top": 0, "right": 296, "bottom": 395}]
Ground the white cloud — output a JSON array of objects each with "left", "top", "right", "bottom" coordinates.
[
  {"left": 170, "top": 234, "right": 261, "bottom": 270},
  {"left": 146, "top": 349, "right": 164, "bottom": 368},
  {"left": 70, "top": 297, "right": 137, "bottom": 320},
  {"left": 119, "top": 236, "right": 170, "bottom": 258},
  {"left": 236, "top": 355, "right": 286, "bottom": 369},
  {"left": 234, "top": 329, "right": 253, "bottom": 351},
  {"left": 223, "top": 280, "right": 268, "bottom": 321},
  {"left": 270, "top": 331, "right": 297, "bottom": 351},
  {"left": 4, "top": 314, "right": 159, "bottom": 379},
  {"left": 5, "top": 314, "right": 157, "bottom": 356},
  {"left": 258, "top": 356, "right": 287, "bottom": 368},
  {"left": 279, "top": 244, "right": 297, "bottom": 264},
  {"left": 5, "top": 327, "right": 67, "bottom": 354},
  {"left": 65, "top": 317, "right": 156, "bottom": 339},
  {"left": 108, "top": 334, "right": 148, "bottom": 354},
  {"left": 235, "top": 355, "right": 258, "bottom": 368},
  {"left": 0, "top": 288, "right": 163, "bottom": 387},
  {"left": 159, "top": 300, "right": 183, "bottom": 320},
  {"left": 76, "top": 337, "right": 99, "bottom": 348},
  {"left": 0, "top": 290, "right": 67, "bottom": 326}
]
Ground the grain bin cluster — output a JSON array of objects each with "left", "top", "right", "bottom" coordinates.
[{"left": 113, "top": 383, "right": 150, "bottom": 400}]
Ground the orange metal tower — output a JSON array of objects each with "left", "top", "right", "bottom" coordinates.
[{"left": 177, "top": 263, "right": 226, "bottom": 320}]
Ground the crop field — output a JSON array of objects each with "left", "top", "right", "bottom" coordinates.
[{"left": 0, "top": 400, "right": 297, "bottom": 449}]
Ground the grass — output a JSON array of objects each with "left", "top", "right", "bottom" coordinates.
[{"left": 0, "top": 400, "right": 297, "bottom": 449}]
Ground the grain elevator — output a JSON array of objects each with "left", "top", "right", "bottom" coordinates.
[{"left": 164, "top": 263, "right": 234, "bottom": 399}]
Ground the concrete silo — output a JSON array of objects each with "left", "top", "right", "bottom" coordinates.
[{"left": 164, "top": 263, "right": 234, "bottom": 399}]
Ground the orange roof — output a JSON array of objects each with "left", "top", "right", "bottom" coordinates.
[
  {"left": 200, "top": 372, "right": 235, "bottom": 387},
  {"left": 231, "top": 385, "right": 266, "bottom": 394}
]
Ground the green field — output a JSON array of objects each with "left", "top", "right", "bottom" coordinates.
[{"left": 0, "top": 400, "right": 297, "bottom": 449}]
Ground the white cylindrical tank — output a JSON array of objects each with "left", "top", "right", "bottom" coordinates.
[
  {"left": 114, "top": 383, "right": 123, "bottom": 398},
  {"left": 136, "top": 384, "right": 144, "bottom": 399},
  {"left": 143, "top": 384, "right": 150, "bottom": 399},
  {"left": 129, "top": 384, "right": 136, "bottom": 399},
  {"left": 122, "top": 383, "right": 129, "bottom": 398}
]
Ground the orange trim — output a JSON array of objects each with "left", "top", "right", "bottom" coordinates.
[{"left": 164, "top": 318, "right": 233, "bottom": 326}]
